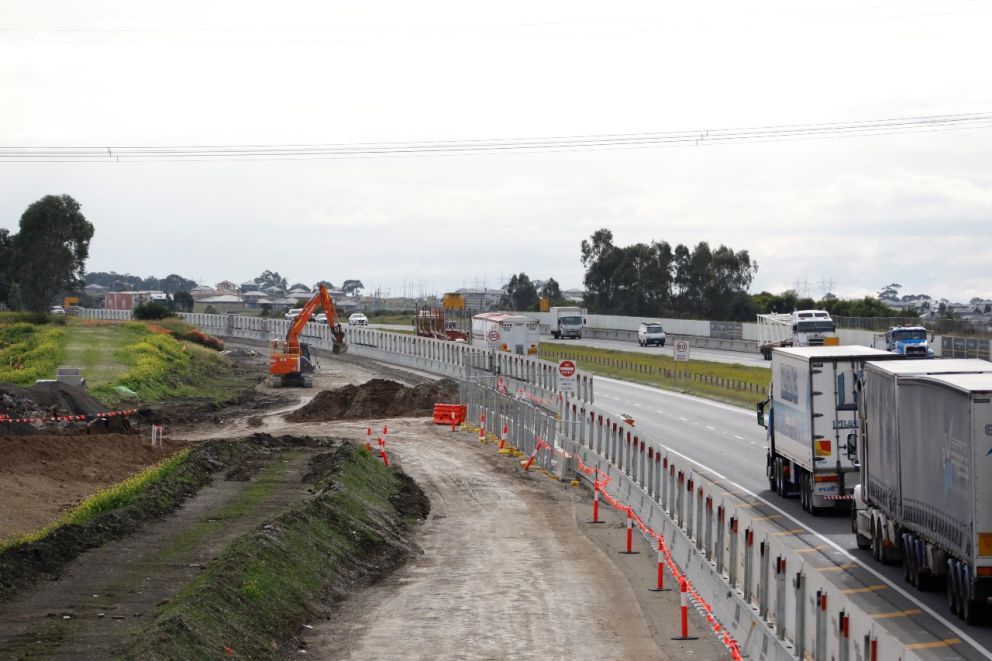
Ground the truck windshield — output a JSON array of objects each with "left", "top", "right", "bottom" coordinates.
[
  {"left": 892, "top": 330, "right": 926, "bottom": 341},
  {"left": 560, "top": 316, "right": 582, "bottom": 325},
  {"left": 645, "top": 325, "right": 663, "bottom": 333},
  {"left": 796, "top": 321, "right": 835, "bottom": 333}
]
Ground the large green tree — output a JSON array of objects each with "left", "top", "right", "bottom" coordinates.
[
  {"left": 501, "top": 273, "right": 539, "bottom": 311},
  {"left": 11, "top": 195, "right": 94, "bottom": 311},
  {"left": 253, "top": 270, "right": 288, "bottom": 290},
  {"left": 0, "top": 228, "right": 12, "bottom": 307},
  {"left": 341, "top": 279, "right": 364, "bottom": 297}
]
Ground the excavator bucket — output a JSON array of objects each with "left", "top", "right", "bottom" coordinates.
[{"left": 332, "top": 339, "right": 348, "bottom": 355}]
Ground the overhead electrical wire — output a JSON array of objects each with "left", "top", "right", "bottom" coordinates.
[{"left": 1, "top": 111, "right": 990, "bottom": 163}]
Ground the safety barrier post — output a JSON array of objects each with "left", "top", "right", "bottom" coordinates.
[
  {"left": 589, "top": 484, "right": 604, "bottom": 524},
  {"left": 715, "top": 506, "right": 725, "bottom": 575},
  {"left": 863, "top": 634, "right": 877, "bottom": 661},
  {"left": 704, "top": 497, "right": 713, "bottom": 559},
  {"left": 671, "top": 578, "right": 698, "bottom": 641},
  {"left": 685, "top": 478, "right": 694, "bottom": 536},
  {"left": 619, "top": 507, "right": 639, "bottom": 555},
  {"left": 728, "top": 516, "right": 738, "bottom": 587},
  {"left": 150, "top": 424, "right": 164, "bottom": 448},
  {"left": 793, "top": 571, "right": 806, "bottom": 660},
  {"left": 676, "top": 471, "right": 685, "bottom": 527},
  {"left": 668, "top": 465, "right": 676, "bottom": 516},
  {"left": 837, "top": 611, "right": 849, "bottom": 661},
  {"left": 758, "top": 541, "right": 769, "bottom": 619},
  {"left": 499, "top": 423, "right": 507, "bottom": 450},
  {"left": 695, "top": 487, "right": 704, "bottom": 550},
  {"left": 744, "top": 529, "right": 754, "bottom": 603},
  {"left": 479, "top": 414, "right": 486, "bottom": 443},
  {"left": 649, "top": 540, "right": 670, "bottom": 592},
  {"left": 661, "top": 458, "right": 669, "bottom": 510},
  {"left": 775, "top": 556, "right": 786, "bottom": 640},
  {"left": 815, "top": 591, "right": 827, "bottom": 661}
]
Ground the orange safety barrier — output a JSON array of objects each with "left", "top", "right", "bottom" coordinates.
[{"left": 432, "top": 403, "right": 466, "bottom": 425}]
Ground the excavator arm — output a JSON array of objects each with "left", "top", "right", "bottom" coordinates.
[{"left": 285, "top": 285, "right": 346, "bottom": 354}]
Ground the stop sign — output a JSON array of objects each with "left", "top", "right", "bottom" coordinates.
[{"left": 559, "top": 360, "right": 576, "bottom": 378}]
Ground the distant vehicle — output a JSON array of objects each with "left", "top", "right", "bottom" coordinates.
[
  {"left": 472, "top": 312, "right": 540, "bottom": 356},
  {"left": 756, "top": 309, "right": 839, "bottom": 360},
  {"left": 269, "top": 285, "right": 346, "bottom": 388},
  {"left": 413, "top": 306, "right": 466, "bottom": 341},
  {"left": 284, "top": 308, "right": 303, "bottom": 320},
  {"left": 637, "top": 322, "right": 666, "bottom": 347},
  {"left": 348, "top": 313, "right": 369, "bottom": 326},
  {"left": 314, "top": 313, "right": 327, "bottom": 323},
  {"left": 872, "top": 325, "right": 933, "bottom": 358},
  {"left": 50, "top": 305, "right": 65, "bottom": 315},
  {"left": 548, "top": 306, "right": 585, "bottom": 339}
]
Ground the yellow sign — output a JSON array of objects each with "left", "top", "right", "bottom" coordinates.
[
  {"left": 443, "top": 293, "right": 464, "bottom": 310},
  {"left": 539, "top": 297, "right": 549, "bottom": 312},
  {"left": 63, "top": 296, "right": 79, "bottom": 306}
]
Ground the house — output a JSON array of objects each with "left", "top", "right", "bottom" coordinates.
[
  {"left": 104, "top": 290, "right": 168, "bottom": 310},
  {"left": 193, "top": 294, "right": 245, "bottom": 314},
  {"left": 214, "top": 280, "right": 238, "bottom": 295},
  {"left": 240, "top": 290, "right": 268, "bottom": 308},
  {"left": 191, "top": 285, "right": 216, "bottom": 299}
]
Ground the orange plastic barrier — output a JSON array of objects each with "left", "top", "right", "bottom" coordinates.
[{"left": 433, "top": 403, "right": 466, "bottom": 426}]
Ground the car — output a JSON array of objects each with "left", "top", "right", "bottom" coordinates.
[
  {"left": 285, "top": 308, "right": 303, "bottom": 320},
  {"left": 637, "top": 322, "right": 666, "bottom": 347},
  {"left": 50, "top": 305, "right": 65, "bottom": 316},
  {"left": 314, "top": 313, "right": 327, "bottom": 323},
  {"left": 348, "top": 313, "right": 369, "bottom": 326}
]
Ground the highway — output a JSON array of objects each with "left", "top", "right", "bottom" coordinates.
[
  {"left": 546, "top": 335, "right": 770, "bottom": 368},
  {"left": 594, "top": 376, "right": 992, "bottom": 658}
]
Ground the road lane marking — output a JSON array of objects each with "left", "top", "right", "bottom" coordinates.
[
  {"left": 905, "top": 639, "right": 961, "bottom": 650},
  {"left": 872, "top": 609, "right": 923, "bottom": 619},
  {"left": 818, "top": 563, "right": 857, "bottom": 572},
  {"left": 771, "top": 529, "right": 805, "bottom": 536},
  {"left": 842, "top": 584, "right": 887, "bottom": 594},
  {"left": 734, "top": 435, "right": 744, "bottom": 440},
  {"left": 751, "top": 514, "right": 782, "bottom": 522},
  {"left": 794, "top": 545, "right": 830, "bottom": 553}
]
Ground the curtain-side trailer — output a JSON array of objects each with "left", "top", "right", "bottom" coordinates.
[
  {"left": 756, "top": 346, "right": 897, "bottom": 514},
  {"left": 853, "top": 364, "right": 992, "bottom": 624}
]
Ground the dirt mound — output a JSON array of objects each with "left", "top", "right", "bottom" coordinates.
[
  {"left": 285, "top": 378, "right": 459, "bottom": 422},
  {"left": 0, "top": 382, "right": 112, "bottom": 436}
]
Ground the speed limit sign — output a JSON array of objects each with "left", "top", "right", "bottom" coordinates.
[
  {"left": 487, "top": 329, "right": 500, "bottom": 343},
  {"left": 674, "top": 339, "right": 690, "bottom": 362}
]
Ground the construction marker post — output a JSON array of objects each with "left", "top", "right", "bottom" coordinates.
[
  {"left": 619, "top": 507, "right": 639, "bottom": 555},
  {"left": 380, "top": 449, "right": 390, "bottom": 467},
  {"left": 499, "top": 424, "right": 507, "bottom": 450},
  {"left": 522, "top": 437, "right": 544, "bottom": 471},
  {"left": 150, "top": 424, "right": 164, "bottom": 448},
  {"left": 672, "top": 578, "right": 699, "bottom": 640},
  {"left": 649, "top": 540, "right": 671, "bottom": 591},
  {"left": 589, "top": 484, "right": 605, "bottom": 524}
]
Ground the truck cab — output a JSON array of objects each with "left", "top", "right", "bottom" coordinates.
[
  {"left": 549, "top": 306, "right": 586, "bottom": 340},
  {"left": 880, "top": 325, "right": 932, "bottom": 358},
  {"left": 791, "top": 310, "right": 838, "bottom": 347}
]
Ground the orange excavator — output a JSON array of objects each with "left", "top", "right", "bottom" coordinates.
[{"left": 269, "top": 285, "right": 347, "bottom": 387}]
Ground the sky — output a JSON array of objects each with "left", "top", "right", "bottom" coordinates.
[{"left": 1, "top": 0, "right": 991, "bottom": 301}]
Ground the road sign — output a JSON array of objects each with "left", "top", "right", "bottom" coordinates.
[
  {"left": 674, "top": 339, "right": 690, "bottom": 362},
  {"left": 557, "top": 359, "right": 578, "bottom": 395},
  {"left": 487, "top": 329, "right": 500, "bottom": 342}
]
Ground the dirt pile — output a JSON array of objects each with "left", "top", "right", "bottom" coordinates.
[
  {"left": 0, "top": 382, "right": 113, "bottom": 436},
  {"left": 285, "top": 378, "right": 459, "bottom": 423}
]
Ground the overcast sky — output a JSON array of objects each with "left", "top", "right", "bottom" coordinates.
[{"left": 2, "top": 1, "right": 991, "bottom": 301}]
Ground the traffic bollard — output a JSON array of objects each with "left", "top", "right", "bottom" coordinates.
[
  {"left": 671, "top": 578, "right": 699, "bottom": 640},
  {"left": 649, "top": 541, "right": 671, "bottom": 591},
  {"left": 619, "top": 507, "right": 639, "bottom": 554},
  {"left": 589, "top": 484, "right": 604, "bottom": 524}
]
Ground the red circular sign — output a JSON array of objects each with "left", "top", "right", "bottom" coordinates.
[
  {"left": 559, "top": 360, "right": 576, "bottom": 378},
  {"left": 487, "top": 329, "right": 500, "bottom": 342}
]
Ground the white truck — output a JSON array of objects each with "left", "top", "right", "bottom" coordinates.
[
  {"left": 548, "top": 306, "right": 586, "bottom": 339},
  {"left": 756, "top": 346, "right": 897, "bottom": 514},
  {"left": 756, "top": 309, "right": 839, "bottom": 360},
  {"left": 471, "top": 312, "right": 540, "bottom": 356},
  {"left": 871, "top": 325, "right": 933, "bottom": 358},
  {"left": 852, "top": 360, "right": 992, "bottom": 624}
]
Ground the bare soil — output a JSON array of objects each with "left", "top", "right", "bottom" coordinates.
[
  {"left": 0, "top": 434, "right": 186, "bottom": 541},
  {"left": 285, "top": 378, "right": 459, "bottom": 422}
]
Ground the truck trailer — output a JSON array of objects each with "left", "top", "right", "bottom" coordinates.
[
  {"left": 471, "top": 312, "right": 540, "bottom": 356},
  {"left": 853, "top": 361, "right": 992, "bottom": 624},
  {"left": 548, "top": 306, "right": 586, "bottom": 339},
  {"left": 756, "top": 346, "right": 897, "bottom": 514},
  {"left": 756, "top": 309, "right": 839, "bottom": 360}
]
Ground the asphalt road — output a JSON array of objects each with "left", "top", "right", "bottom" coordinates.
[
  {"left": 594, "top": 376, "right": 992, "bottom": 658},
  {"left": 546, "top": 335, "right": 770, "bottom": 368}
]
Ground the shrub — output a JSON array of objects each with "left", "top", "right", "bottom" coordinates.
[
  {"left": 0, "top": 323, "right": 65, "bottom": 384},
  {"left": 133, "top": 302, "right": 174, "bottom": 320}
]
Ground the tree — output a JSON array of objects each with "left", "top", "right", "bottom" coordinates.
[
  {"left": 133, "top": 301, "right": 173, "bottom": 320},
  {"left": 289, "top": 282, "right": 310, "bottom": 291},
  {"left": 500, "top": 273, "right": 539, "bottom": 311},
  {"left": 10, "top": 195, "right": 94, "bottom": 311},
  {"left": 160, "top": 273, "right": 198, "bottom": 294},
  {"left": 877, "top": 283, "right": 901, "bottom": 301},
  {"left": 538, "top": 278, "right": 570, "bottom": 307},
  {"left": 0, "top": 228, "right": 12, "bottom": 307},
  {"left": 313, "top": 280, "right": 335, "bottom": 291},
  {"left": 342, "top": 279, "right": 364, "bottom": 297},
  {"left": 253, "top": 270, "right": 288, "bottom": 290},
  {"left": 172, "top": 290, "right": 194, "bottom": 312}
]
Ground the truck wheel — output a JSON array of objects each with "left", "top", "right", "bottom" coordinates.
[
  {"left": 768, "top": 458, "right": 778, "bottom": 494},
  {"left": 856, "top": 530, "right": 871, "bottom": 550},
  {"left": 947, "top": 571, "right": 960, "bottom": 616}
]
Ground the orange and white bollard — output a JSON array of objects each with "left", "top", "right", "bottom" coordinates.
[
  {"left": 619, "top": 507, "right": 639, "bottom": 554},
  {"left": 499, "top": 424, "right": 507, "bottom": 450},
  {"left": 589, "top": 484, "right": 604, "bottom": 524},
  {"left": 671, "top": 578, "right": 698, "bottom": 640},
  {"left": 522, "top": 437, "right": 544, "bottom": 471},
  {"left": 451, "top": 410, "right": 457, "bottom": 432},
  {"left": 380, "top": 449, "right": 390, "bottom": 467},
  {"left": 649, "top": 540, "right": 670, "bottom": 591},
  {"left": 383, "top": 425, "right": 388, "bottom": 435}
]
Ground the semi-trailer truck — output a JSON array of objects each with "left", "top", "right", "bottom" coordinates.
[
  {"left": 871, "top": 325, "right": 933, "bottom": 358},
  {"left": 853, "top": 360, "right": 992, "bottom": 624},
  {"left": 756, "top": 309, "right": 839, "bottom": 360},
  {"left": 756, "top": 346, "right": 897, "bottom": 514}
]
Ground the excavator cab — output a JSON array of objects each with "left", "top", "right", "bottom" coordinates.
[{"left": 269, "top": 286, "right": 347, "bottom": 388}]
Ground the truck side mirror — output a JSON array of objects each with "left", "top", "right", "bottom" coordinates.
[
  {"left": 583, "top": 318, "right": 587, "bottom": 324},
  {"left": 846, "top": 433, "right": 857, "bottom": 460},
  {"left": 756, "top": 399, "right": 767, "bottom": 428}
]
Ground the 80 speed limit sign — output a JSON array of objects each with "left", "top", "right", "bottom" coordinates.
[{"left": 673, "top": 339, "right": 690, "bottom": 362}]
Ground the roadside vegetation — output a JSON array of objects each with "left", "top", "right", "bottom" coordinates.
[
  {"left": 0, "top": 321, "right": 66, "bottom": 385},
  {"left": 540, "top": 342, "right": 768, "bottom": 408}
]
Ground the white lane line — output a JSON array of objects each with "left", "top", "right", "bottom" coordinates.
[
  {"left": 679, "top": 417, "right": 688, "bottom": 422},
  {"left": 657, "top": 444, "right": 990, "bottom": 658},
  {"left": 598, "top": 376, "right": 752, "bottom": 417},
  {"left": 705, "top": 425, "right": 716, "bottom": 431},
  {"left": 734, "top": 435, "right": 744, "bottom": 440}
]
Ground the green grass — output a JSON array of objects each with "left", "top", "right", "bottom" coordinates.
[
  {"left": 0, "top": 323, "right": 66, "bottom": 384},
  {"left": 0, "top": 450, "right": 190, "bottom": 552},
  {"left": 124, "top": 444, "right": 425, "bottom": 660},
  {"left": 366, "top": 313, "right": 414, "bottom": 325},
  {"left": 540, "top": 341, "right": 768, "bottom": 408},
  {"left": 61, "top": 324, "right": 132, "bottom": 387}
]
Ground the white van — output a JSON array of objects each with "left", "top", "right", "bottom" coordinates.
[{"left": 637, "top": 322, "right": 666, "bottom": 347}]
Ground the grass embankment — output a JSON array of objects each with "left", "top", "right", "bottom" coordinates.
[
  {"left": 0, "top": 450, "right": 190, "bottom": 553},
  {"left": 367, "top": 313, "right": 414, "bottom": 325},
  {"left": 0, "top": 322, "right": 66, "bottom": 385},
  {"left": 540, "top": 342, "right": 768, "bottom": 408},
  {"left": 125, "top": 443, "right": 429, "bottom": 660},
  {"left": 0, "top": 435, "right": 317, "bottom": 602}
]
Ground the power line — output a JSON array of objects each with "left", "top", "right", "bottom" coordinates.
[{"left": 1, "top": 111, "right": 990, "bottom": 162}]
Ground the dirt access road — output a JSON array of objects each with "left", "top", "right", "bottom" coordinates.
[{"left": 219, "top": 355, "right": 728, "bottom": 659}]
